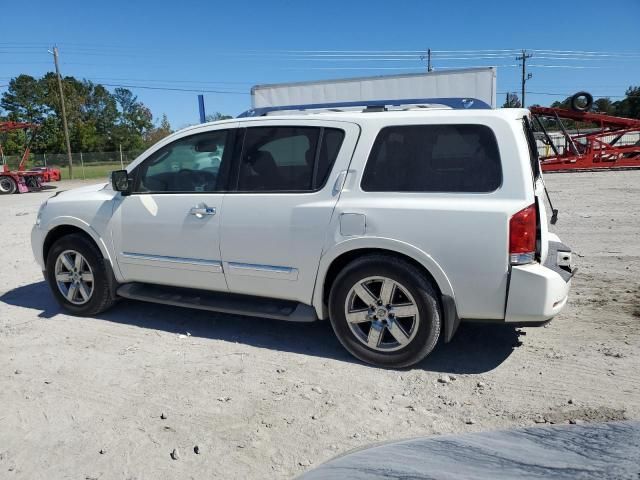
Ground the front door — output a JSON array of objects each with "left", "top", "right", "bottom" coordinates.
[
  {"left": 220, "top": 120, "right": 360, "bottom": 304},
  {"left": 111, "top": 126, "right": 236, "bottom": 291}
]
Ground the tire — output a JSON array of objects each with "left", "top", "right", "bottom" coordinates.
[
  {"left": 570, "top": 91, "right": 593, "bottom": 112},
  {"left": 45, "top": 233, "right": 117, "bottom": 315},
  {"left": 328, "top": 254, "right": 441, "bottom": 368},
  {"left": 0, "top": 176, "right": 17, "bottom": 195}
]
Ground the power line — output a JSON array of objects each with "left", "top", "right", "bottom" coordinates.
[
  {"left": 99, "top": 83, "right": 248, "bottom": 94},
  {"left": 87, "top": 76, "right": 254, "bottom": 86}
]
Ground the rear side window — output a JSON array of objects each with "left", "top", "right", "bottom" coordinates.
[
  {"left": 361, "top": 124, "right": 502, "bottom": 193},
  {"left": 237, "top": 126, "right": 345, "bottom": 192}
]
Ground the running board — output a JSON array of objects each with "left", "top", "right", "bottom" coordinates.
[{"left": 116, "top": 283, "right": 317, "bottom": 322}]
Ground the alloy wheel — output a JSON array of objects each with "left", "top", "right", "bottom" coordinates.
[
  {"left": 54, "top": 250, "right": 95, "bottom": 305},
  {"left": 344, "top": 276, "right": 420, "bottom": 352}
]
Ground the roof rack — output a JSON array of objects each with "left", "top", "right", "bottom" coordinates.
[{"left": 238, "top": 97, "right": 491, "bottom": 118}]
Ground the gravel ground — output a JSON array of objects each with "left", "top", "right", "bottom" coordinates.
[{"left": 1, "top": 172, "right": 638, "bottom": 479}]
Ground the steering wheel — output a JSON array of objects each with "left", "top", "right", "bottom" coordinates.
[{"left": 177, "top": 169, "right": 214, "bottom": 191}]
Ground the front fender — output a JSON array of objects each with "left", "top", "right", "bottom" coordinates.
[
  {"left": 43, "top": 216, "right": 117, "bottom": 273},
  {"left": 312, "top": 236, "right": 455, "bottom": 319}
]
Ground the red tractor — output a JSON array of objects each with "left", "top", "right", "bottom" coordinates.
[{"left": 0, "top": 121, "right": 60, "bottom": 194}]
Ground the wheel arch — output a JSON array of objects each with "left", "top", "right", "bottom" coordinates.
[
  {"left": 313, "top": 238, "right": 459, "bottom": 341},
  {"left": 43, "top": 218, "right": 113, "bottom": 267}
]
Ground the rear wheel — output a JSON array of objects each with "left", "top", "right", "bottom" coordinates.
[
  {"left": 45, "top": 233, "right": 116, "bottom": 315},
  {"left": 329, "top": 254, "right": 441, "bottom": 368},
  {"left": 0, "top": 176, "right": 17, "bottom": 195}
]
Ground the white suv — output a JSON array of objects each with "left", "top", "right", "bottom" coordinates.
[{"left": 31, "top": 103, "right": 573, "bottom": 367}]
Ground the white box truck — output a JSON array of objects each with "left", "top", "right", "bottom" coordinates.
[{"left": 248, "top": 67, "right": 497, "bottom": 114}]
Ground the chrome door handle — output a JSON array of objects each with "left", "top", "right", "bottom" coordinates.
[
  {"left": 189, "top": 205, "right": 216, "bottom": 218},
  {"left": 332, "top": 170, "right": 348, "bottom": 196}
]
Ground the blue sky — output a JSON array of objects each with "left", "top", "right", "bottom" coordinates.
[{"left": 1, "top": 0, "right": 639, "bottom": 129}]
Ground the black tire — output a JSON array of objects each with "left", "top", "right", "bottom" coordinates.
[
  {"left": 570, "top": 91, "right": 593, "bottom": 112},
  {"left": 328, "top": 254, "right": 441, "bottom": 368},
  {"left": 45, "top": 233, "right": 117, "bottom": 315},
  {"left": 0, "top": 176, "right": 17, "bottom": 195}
]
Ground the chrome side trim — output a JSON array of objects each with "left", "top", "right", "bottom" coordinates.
[
  {"left": 120, "top": 252, "right": 223, "bottom": 272},
  {"left": 226, "top": 262, "right": 298, "bottom": 281}
]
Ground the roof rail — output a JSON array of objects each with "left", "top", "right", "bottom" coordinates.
[{"left": 238, "top": 97, "right": 491, "bottom": 118}]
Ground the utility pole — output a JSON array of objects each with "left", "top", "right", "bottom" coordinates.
[
  {"left": 50, "top": 46, "right": 73, "bottom": 179},
  {"left": 427, "top": 48, "right": 433, "bottom": 72},
  {"left": 516, "top": 49, "right": 533, "bottom": 107}
]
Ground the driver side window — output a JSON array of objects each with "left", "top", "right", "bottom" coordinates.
[{"left": 134, "top": 130, "right": 231, "bottom": 193}]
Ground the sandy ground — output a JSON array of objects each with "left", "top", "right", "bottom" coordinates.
[{"left": 0, "top": 172, "right": 638, "bottom": 479}]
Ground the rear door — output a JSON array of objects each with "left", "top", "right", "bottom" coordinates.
[{"left": 220, "top": 120, "right": 360, "bottom": 304}]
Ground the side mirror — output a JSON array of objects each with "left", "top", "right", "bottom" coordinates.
[{"left": 111, "top": 170, "right": 132, "bottom": 195}]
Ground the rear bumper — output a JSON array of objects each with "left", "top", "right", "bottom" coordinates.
[{"left": 504, "top": 241, "right": 573, "bottom": 324}]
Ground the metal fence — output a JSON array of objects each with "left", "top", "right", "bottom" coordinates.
[{"left": 1, "top": 150, "right": 144, "bottom": 179}]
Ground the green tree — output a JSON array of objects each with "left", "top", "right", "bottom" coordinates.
[
  {"left": 615, "top": 86, "right": 640, "bottom": 119},
  {"left": 112, "top": 88, "right": 153, "bottom": 151},
  {"left": 594, "top": 97, "right": 615, "bottom": 115},
  {"left": 1, "top": 74, "right": 158, "bottom": 155},
  {"left": 0, "top": 74, "right": 49, "bottom": 123}
]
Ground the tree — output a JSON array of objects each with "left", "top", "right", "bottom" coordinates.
[
  {"left": 144, "top": 114, "right": 173, "bottom": 146},
  {"left": 206, "top": 112, "right": 233, "bottom": 122},
  {"left": 594, "top": 97, "right": 615, "bottom": 115},
  {"left": 112, "top": 88, "right": 154, "bottom": 151},
  {"left": 0, "top": 74, "right": 158, "bottom": 155},
  {"left": 0, "top": 74, "right": 49, "bottom": 123},
  {"left": 0, "top": 75, "right": 52, "bottom": 154},
  {"left": 502, "top": 92, "right": 521, "bottom": 108},
  {"left": 615, "top": 86, "right": 640, "bottom": 119}
]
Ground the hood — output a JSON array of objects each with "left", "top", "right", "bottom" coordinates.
[
  {"left": 54, "top": 182, "right": 109, "bottom": 197},
  {"left": 48, "top": 182, "right": 114, "bottom": 204}
]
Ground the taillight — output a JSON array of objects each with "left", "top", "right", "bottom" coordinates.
[{"left": 509, "top": 204, "right": 537, "bottom": 264}]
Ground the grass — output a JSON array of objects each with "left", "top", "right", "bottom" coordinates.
[{"left": 56, "top": 163, "right": 123, "bottom": 180}]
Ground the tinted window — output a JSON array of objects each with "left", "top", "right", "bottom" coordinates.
[
  {"left": 237, "top": 127, "right": 344, "bottom": 192},
  {"left": 361, "top": 125, "right": 502, "bottom": 193},
  {"left": 135, "top": 130, "right": 231, "bottom": 193},
  {"left": 316, "top": 128, "right": 345, "bottom": 187}
]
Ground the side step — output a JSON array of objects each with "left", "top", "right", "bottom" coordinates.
[{"left": 116, "top": 283, "right": 318, "bottom": 322}]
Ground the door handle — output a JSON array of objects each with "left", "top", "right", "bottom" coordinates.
[
  {"left": 189, "top": 205, "right": 216, "bottom": 218},
  {"left": 332, "top": 170, "right": 348, "bottom": 196}
]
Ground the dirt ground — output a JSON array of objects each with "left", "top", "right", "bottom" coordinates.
[{"left": 1, "top": 171, "right": 639, "bottom": 479}]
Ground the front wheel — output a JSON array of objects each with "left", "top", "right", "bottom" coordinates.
[
  {"left": 45, "top": 233, "right": 116, "bottom": 315},
  {"left": 329, "top": 255, "right": 441, "bottom": 368}
]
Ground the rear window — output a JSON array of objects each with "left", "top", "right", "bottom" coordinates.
[{"left": 361, "top": 124, "right": 502, "bottom": 193}]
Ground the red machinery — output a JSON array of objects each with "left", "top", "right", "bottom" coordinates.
[
  {"left": 27, "top": 166, "right": 62, "bottom": 182},
  {"left": 530, "top": 94, "right": 640, "bottom": 172},
  {"left": 0, "top": 121, "right": 50, "bottom": 194}
]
